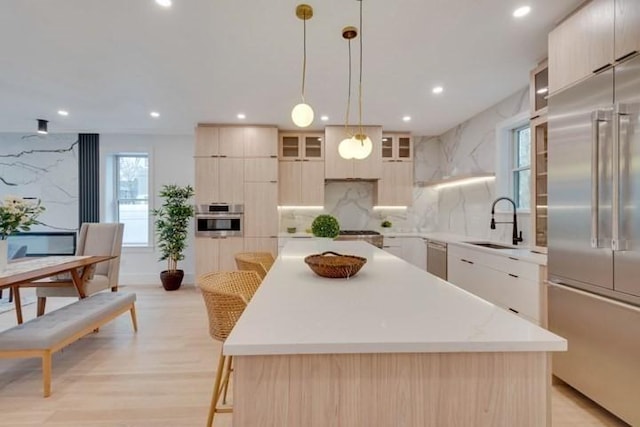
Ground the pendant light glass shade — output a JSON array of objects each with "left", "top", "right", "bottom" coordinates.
[
  {"left": 292, "top": 5, "right": 314, "bottom": 128},
  {"left": 338, "top": 137, "right": 356, "bottom": 159},
  {"left": 351, "top": 134, "right": 372, "bottom": 160},
  {"left": 291, "top": 102, "right": 314, "bottom": 128}
]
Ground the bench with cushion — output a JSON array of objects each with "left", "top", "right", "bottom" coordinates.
[{"left": 0, "top": 292, "right": 137, "bottom": 397}]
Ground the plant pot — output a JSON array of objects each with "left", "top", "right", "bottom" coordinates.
[{"left": 160, "top": 270, "right": 184, "bottom": 291}]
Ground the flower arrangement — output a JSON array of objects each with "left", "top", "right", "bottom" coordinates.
[{"left": 0, "top": 196, "right": 45, "bottom": 240}]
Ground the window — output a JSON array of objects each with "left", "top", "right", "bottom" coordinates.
[
  {"left": 512, "top": 125, "right": 531, "bottom": 210},
  {"left": 495, "top": 111, "right": 531, "bottom": 212},
  {"left": 115, "top": 155, "right": 149, "bottom": 246}
]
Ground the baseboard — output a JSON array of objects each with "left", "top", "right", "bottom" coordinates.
[{"left": 119, "top": 273, "right": 195, "bottom": 286}]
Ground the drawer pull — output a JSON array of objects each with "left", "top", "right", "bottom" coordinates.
[
  {"left": 508, "top": 256, "right": 519, "bottom": 261},
  {"left": 593, "top": 63, "right": 612, "bottom": 74},
  {"left": 508, "top": 273, "right": 519, "bottom": 278},
  {"left": 461, "top": 259, "right": 474, "bottom": 265},
  {"left": 615, "top": 50, "right": 638, "bottom": 63},
  {"left": 508, "top": 308, "right": 519, "bottom": 314}
]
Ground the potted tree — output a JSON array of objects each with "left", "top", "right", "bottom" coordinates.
[{"left": 152, "top": 184, "right": 195, "bottom": 291}]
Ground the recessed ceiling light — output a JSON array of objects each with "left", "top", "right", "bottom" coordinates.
[
  {"left": 57, "top": 110, "right": 69, "bottom": 116},
  {"left": 320, "top": 115, "right": 329, "bottom": 121},
  {"left": 237, "top": 113, "right": 246, "bottom": 120},
  {"left": 382, "top": 138, "right": 388, "bottom": 142},
  {"left": 402, "top": 116, "right": 411, "bottom": 122},
  {"left": 536, "top": 87, "right": 548, "bottom": 94},
  {"left": 432, "top": 86, "right": 444, "bottom": 94},
  {"left": 513, "top": 6, "right": 531, "bottom": 18},
  {"left": 155, "top": 0, "right": 172, "bottom": 7},
  {"left": 150, "top": 111, "right": 160, "bottom": 118}
]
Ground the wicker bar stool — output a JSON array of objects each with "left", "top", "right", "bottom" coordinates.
[
  {"left": 198, "top": 271, "right": 262, "bottom": 427},
  {"left": 234, "top": 252, "right": 275, "bottom": 280}
]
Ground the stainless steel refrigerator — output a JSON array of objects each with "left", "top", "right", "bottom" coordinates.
[{"left": 548, "top": 53, "right": 640, "bottom": 425}]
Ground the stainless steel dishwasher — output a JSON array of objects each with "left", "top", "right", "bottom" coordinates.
[{"left": 426, "top": 239, "right": 447, "bottom": 280}]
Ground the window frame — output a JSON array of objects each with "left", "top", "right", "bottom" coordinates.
[
  {"left": 511, "top": 125, "right": 531, "bottom": 211},
  {"left": 109, "top": 152, "right": 152, "bottom": 248},
  {"left": 495, "top": 111, "right": 531, "bottom": 214}
]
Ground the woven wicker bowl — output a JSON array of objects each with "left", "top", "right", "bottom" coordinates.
[{"left": 304, "top": 251, "right": 367, "bottom": 279}]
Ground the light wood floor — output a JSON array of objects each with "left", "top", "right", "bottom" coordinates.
[{"left": 0, "top": 285, "right": 629, "bottom": 426}]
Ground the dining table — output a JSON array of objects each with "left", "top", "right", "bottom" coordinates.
[{"left": 0, "top": 255, "right": 115, "bottom": 324}]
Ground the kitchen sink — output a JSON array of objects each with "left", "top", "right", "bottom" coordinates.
[{"left": 464, "top": 242, "right": 515, "bottom": 250}]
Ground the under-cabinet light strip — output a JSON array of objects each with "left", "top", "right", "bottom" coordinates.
[
  {"left": 434, "top": 176, "right": 495, "bottom": 190},
  {"left": 372, "top": 206, "right": 408, "bottom": 210},
  {"left": 277, "top": 206, "right": 324, "bottom": 210}
]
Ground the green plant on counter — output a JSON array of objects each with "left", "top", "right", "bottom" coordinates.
[
  {"left": 311, "top": 214, "right": 340, "bottom": 238},
  {"left": 381, "top": 220, "right": 392, "bottom": 228}
]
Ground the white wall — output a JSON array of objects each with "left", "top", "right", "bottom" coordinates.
[{"left": 99, "top": 134, "right": 195, "bottom": 285}]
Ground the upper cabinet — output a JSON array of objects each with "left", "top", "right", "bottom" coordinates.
[
  {"left": 324, "top": 125, "right": 383, "bottom": 179},
  {"left": 196, "top": 125, "right": 277, "bottom": 158},
  {"left": 381, "top": 133, "right": 413, "bottom": 162},
  {"left": 278, "top": 132, "right": 325, "bottom": 206},
  {"left": 548, "top": 0, "right": 615, "bottom": 94},
  {"left": 615, "top": 0, "right": 640, "bottom": 62},
  {"left": 279, "top": 133, "right": 324, "bottom": 160},
  {"left": 529, "top": 60, "right": 549, "bottom": 119}
]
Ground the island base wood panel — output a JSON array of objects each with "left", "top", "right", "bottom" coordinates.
[{"left": 233, "top": 352, "right": 549, "bottom": 427}]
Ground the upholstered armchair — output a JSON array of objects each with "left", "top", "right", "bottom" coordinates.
[{"left": 36, "top": 223, "right": 124, "bottom": 316}]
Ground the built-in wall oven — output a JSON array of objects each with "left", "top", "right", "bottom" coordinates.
[{"left": 195, "top": 203, "right": 244, "bottom": 237}]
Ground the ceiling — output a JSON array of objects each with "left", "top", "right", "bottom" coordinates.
[{"left": 0, "top": 0, "right": 581, "bottom": 136}]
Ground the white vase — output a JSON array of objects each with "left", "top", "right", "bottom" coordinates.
[{"left": 0, "top": 240, "right": 7, "bottom": 271}]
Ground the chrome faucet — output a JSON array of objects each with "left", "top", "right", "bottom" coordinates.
[{"left": 490, "top": 197, "right": 523, "bottom": 246}]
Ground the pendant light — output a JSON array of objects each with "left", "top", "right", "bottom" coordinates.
[
  {"left": 338, "top": 0, "right": 371, "bottom": 160},
  {"left": 291, "top": 4, "right": 314, "bottom": 128},
  {"left": 352, "top": 0, "right": 372, "bottom": 159},
  {"left": 338, "top": 26, "right": 357, "bottom": 159}
]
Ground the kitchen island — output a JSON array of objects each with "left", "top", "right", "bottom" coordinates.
[{"left": 224, "top": 240, "right": 566, "bottom": 427}]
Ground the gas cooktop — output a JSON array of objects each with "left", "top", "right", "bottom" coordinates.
[{"left": 338, "top": 230, "right": 381, "bottom": 236}]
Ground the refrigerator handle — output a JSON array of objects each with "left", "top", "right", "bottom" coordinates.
[
  {"left": 591, "top": 110, "right": 605, "bottom": 249},
  {"left": 612, "top": 104, "right": 631, "bottom": 251}
]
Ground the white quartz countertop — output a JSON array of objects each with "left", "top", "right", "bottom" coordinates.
[
  {"left": 278, "top": 231, "right": 547, "bottom": 265},
  {"left": 224, "top": 240, "right": 565, "bottom": 356}
]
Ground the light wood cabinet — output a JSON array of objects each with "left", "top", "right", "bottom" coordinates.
[
  {"left": 195, "top": 126, "right": 219, "bottom": 157},
  {"left": 375, "top": 162, "right": 413, "bottom": 206},
  {"left": 195, "top": 158, "right": 243, "bottom": 204},
  {"left": 278, "top": 160, "right": 324, "bottom": 206},
  {"left": 381, "top": 133, "right": 412, "bottom": 161},
  {"left": 530, "top": 116, "right": 548, "bottom": 251},
  {"left": 382, "top": 236, "right": 426, "bottom": 270},
  {"left": 244, "top": 158, "right": 277, "bottom": 182},
  {"left": 529, "top": 60, "right": 549, "bottom": 118},
  {"left": 615, "top": 0, "right": 640, "bottom": 62},
  {"left": 447, "top": 245, "right": 544, "bottom": 324},
  {"left": 219, "top": 127, "right": 246, "bottom": 157},
  {"left": 244, "top": 182, "right": 278, "bottom": 237},
  {"left": 244, "top": 237, "right": 278, "bottom": 257},
  {"left": 324, "top": 126, "right": 383, "bottom": 179},
  {"left": 548, "top": 0, "right": 615, "bottom": 93},
  {"left": 279, "top": 133, "right": 324, "bottom": 160},
  {"left": 246, "top": 127, "right": 278, "bottom": 157},
  {"left": 195, "top": 237, "right": 244, "bottom": 277}
]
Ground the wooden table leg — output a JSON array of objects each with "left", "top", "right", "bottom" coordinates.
[
  {"left": 12, "top": 286, "right": 23, "bottom": 324},
  {"left": 69, "top": 268, "right": 87, "bottom": 298}
]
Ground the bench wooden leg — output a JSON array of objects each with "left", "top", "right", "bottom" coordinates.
[
  {"left": 42, "top": 351, "right": 52, "bottom": 398},
  {"left": 37, "top": 297, "right": 47, "bottom": 317},
  {"left": 129, "top": 304, "right": 138, "bottom": 332}
]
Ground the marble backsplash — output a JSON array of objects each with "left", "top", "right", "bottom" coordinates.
[{"left": 0, "top": 133, "right": 79, "bottom": 231}]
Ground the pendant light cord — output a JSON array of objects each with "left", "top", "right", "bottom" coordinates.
[
  {"left": 301, "top": 15, "right": 307, "bottom": 102},
  {"left": 357, "top": 0, "right": 364, "bottom": 140},
  {"left": 344, "top": 39, "right": 353, "bottom": 136}
]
